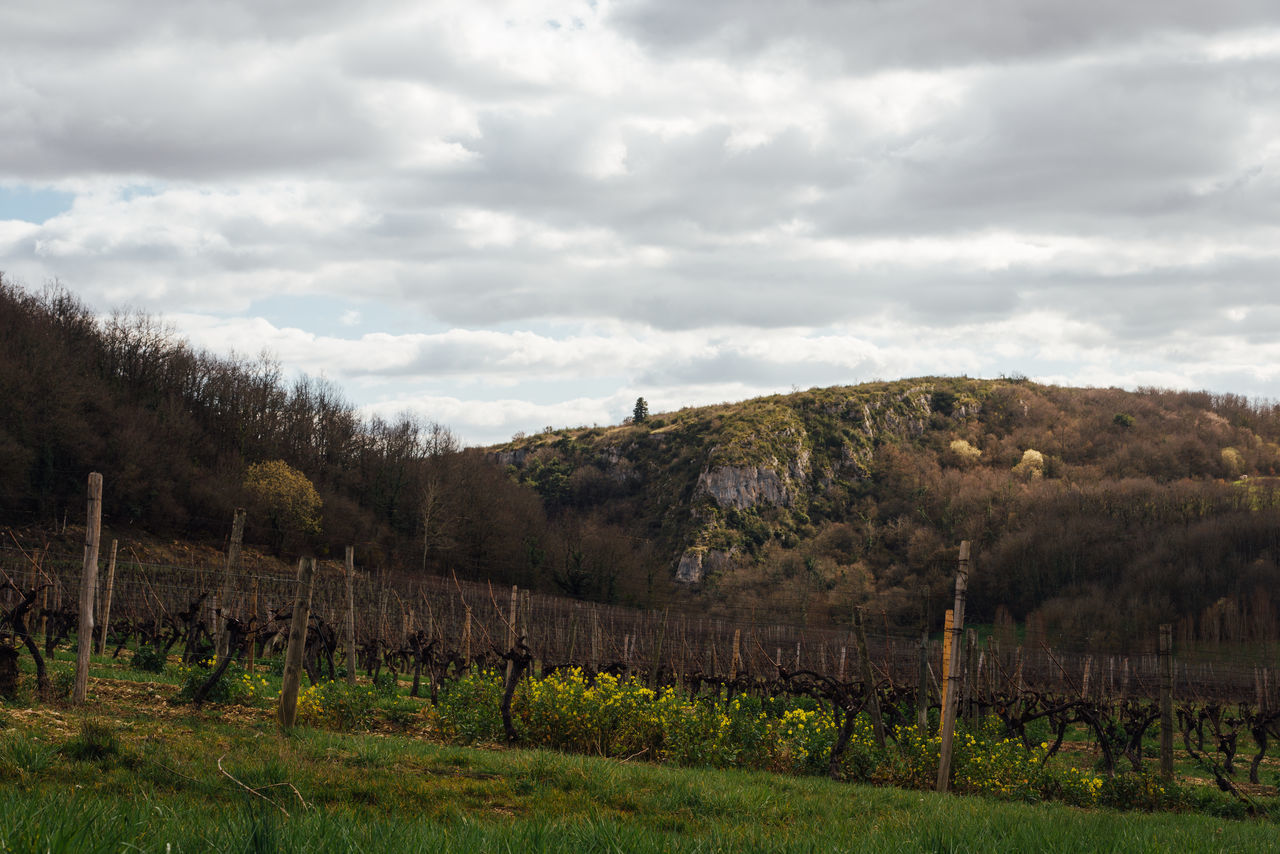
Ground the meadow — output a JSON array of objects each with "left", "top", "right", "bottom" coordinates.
[{"left": 1, "top": 650, "right": 1276, "bottom": 854}]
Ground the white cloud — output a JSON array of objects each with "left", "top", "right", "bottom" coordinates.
[{"left": 2, "top": 0, "right": 1280, "bottom": 442}]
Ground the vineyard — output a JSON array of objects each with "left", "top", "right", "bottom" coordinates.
[{"left": 3, "top": 533, "right": 1279, "bottom": 812}]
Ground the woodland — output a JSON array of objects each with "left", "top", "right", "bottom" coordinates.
[{"left": 3, "top": 276, "right": 1280, "bottom": 648}]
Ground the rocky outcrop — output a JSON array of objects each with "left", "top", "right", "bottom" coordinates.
[
  {"left": 493, "top": 448, "right": 529, "bottom": 468},
  {"left": 675, "top": 548, "right": 735, "bottom": 583},
  {"left": 696, "top": 448, "right": 810, "bottom": 510},
  {"left": 696, "top": 465, "right": 789, "bottom": 509}
]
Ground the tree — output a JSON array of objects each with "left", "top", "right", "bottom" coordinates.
[
  {"left": 633, "top": 397, "right": 649, "bottom": 424},
  {"left": 244, "top": 459, "right": 322, "bottom": 553},
  {"left": 418, "top": 422, "right": 461, "bottom": 573}
]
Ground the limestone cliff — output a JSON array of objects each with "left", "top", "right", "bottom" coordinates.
[{"left": 494, "top": 378, "right": 968, "bottom": 586}]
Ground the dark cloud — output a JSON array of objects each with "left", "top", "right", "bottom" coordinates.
[{"left": 609, "top": 0, "right": 1280, "bottom": 70}]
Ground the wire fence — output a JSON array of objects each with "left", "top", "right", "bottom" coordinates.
[{"left": 3, "top": 543, "right": 1277, "bottom": 707}]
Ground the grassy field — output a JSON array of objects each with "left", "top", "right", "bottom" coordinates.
[{"left": 0, "top": 651, "right": 1276, "bottom": 853}]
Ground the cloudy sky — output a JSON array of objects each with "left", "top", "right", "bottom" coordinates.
[{"left": 4, "top": 1, "right": 1280, "bottom": 444}]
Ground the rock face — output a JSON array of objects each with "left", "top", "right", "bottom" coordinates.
[
  {"left": 493, "top": 448, "right": 529, "bottom": 468},
  {"left": 696, "top": 465, "right": 790, "bottom": 509},
  {"left": 675, "top": 548, "right": 734, "bottom": 583},
  {"left": 696, "top": 448, "right": 810, "bottom": 510}
]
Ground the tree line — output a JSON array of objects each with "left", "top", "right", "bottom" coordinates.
[{"left": 0, "top": 276, "right": 652, "bottom": 599}]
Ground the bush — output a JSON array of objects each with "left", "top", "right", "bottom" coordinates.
[
  {"left": 52, "top": 669, "right": 75, "bottom": 699},
  {"left": 296, "top": 680, "right": 376, "bottom": 731},
  {"left": 948, "top": 439, "right": 982, "bottom": 465},
  {"left": 372, "top": 670, "right": 399, "bottom": 699},
  {"left": 130, "top": 645, "right": 166, "bottom": 674},
  {"left": 1096, "top": 770, "right": 1179, "bottom": 812},
  {"left": 177, "top": 664, "right": 270, "bottom": 706},
  {"left": 431, "top": 670, "right": 506, "bottom": 744}
]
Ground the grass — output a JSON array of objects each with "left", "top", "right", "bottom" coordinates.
[
  {"left": 1, "top": 646, "right": 1276, "bottom": 852},
  {"left": 0, "top": 722, "right": 1276, "bottom": 853},
  {"left": 0, "top": 664, "right": 1275, "bottom": 852}
]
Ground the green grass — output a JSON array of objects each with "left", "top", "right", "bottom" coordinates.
[
  {"left": 3, "top": 644, "right": 1277, "bottom": 852},
  {"left": 1, "top": 693, "right": 1277, "bottom": 854}
]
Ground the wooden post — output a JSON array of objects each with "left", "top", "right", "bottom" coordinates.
[
  {"left": 74, "top": 473, "right": 103, "bottom": 703},
  {"left": 278, "top": 557, "right": 316, "bottom": 730},
  {"left": 917, "top": 632, "right": 930, "bottom": 731},
  {"left": 38, "top": 551, "right": 48, "bottom": 641},
  {"left": 1159, "top": 623, "right": 1174, "bottom": 780},
  {"left": 96, "top": 539, "right": 118, "bottom": 656},
  {"left": 854, "top": 607, "right": 886, "bottom": 749},
  {"left": 650, "top": 610, "right": 669, "bottom": 688},
  {"left": 247, "top": 577, "right": 258, "bottom": 676},
  {"left": 590, "top": 610, "right": 601, "bottom": 671},
  {"left": 965, "top": 628, "right": 979, "bottom": 728},
  {"left": 216, "top": 509, "right": 246, "bottom": 657},
  {"left": 940, "top": 609, "right": 954, "bottom": 688},
  {"left": 937, "top": 541, "right": 971, "bottom": 793},
  {"left": 730, "top": 629, "right": 742, "bottom": 675},
  {"left": 462, "top": 606, "right": 472, "bottom": 664},
  {"left": 344, "top": 546, "right": 358, "bottom": 686},
  {"left": 505, "top": 585, "right": 519, "bottom": 682}
]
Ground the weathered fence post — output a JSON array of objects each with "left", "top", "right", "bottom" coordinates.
[
  {"left": 1160, "top": 623, "right": 1174, "bottom": 780},
  {"left": 96, "top": 539, "right": 118, "bottom": 656},
  {"left": 74, "top": 473, "right": 103, "bottom": 704},
  {"left": 505, "top": 585, "right": 519, "bottom": 682},
  {"left": 940, "top": 609, "right": 954, "bottom": 688},
  {"left": 587, "top": 609, "right": 600, "bottom": 671},
  {"left": 937, "top": 541, "right": 971, "bottom": 793},
  {"left": 965, "top": 627, "right": 979, "bottom": 728},
  {"left": 248, "top": 577, "right": 259, "bottom": 676},
  {"left": 462, "top": 606, "right": 472, "bottom": 663},
  {"left": 854, "top": 607, "right": 886, "bottom": 750},
  {"left": 278, "top": 557, "right": 316, "bottom": 730},
  {"left": 344, "top": 546, "right": 358, "bottom": 686},
  {"left": 917, "top": 631, "right": 930, "bottom": 731},
  {"left": 216, "top": 508, "right": 246, "bottom": 658}
]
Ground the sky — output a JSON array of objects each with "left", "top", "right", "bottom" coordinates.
[{"left": 3, "top": 0, "right": 1280, "bottom": 445}]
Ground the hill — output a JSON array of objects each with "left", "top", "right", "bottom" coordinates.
[{"left": 494, "top": 378, "right": 1280, "bottom": 646}]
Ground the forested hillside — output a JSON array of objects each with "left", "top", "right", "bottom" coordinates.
[
  {"left": 0, "top": 277, "right": 576, "bottom": 585},
  {"left": 496, "top": 379, "right": 1280, "bottom": 646},
  {"left": 5, "top": 276, "right": 1280, "bottom": 647}
]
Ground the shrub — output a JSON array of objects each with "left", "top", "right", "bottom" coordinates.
[
  {"left": 1221, "top": 447, "right": 1244, "bottom": 478},
  {"left": 1012, "top": 448, "right": 1045, "bottom": 480},
  {"left": 296, "top": 680, "right": 377, "bottom": 731},
  {"left": 372, "top": 670, "right": 399, "bottom": 699},
  {"left": 948, "top": 439, "right": 982, "bottom": 465},
  {"left": 431, "top": 670, "right": 506, "bottom": 744},
  {"left": 130, "top": 645, "right": 166, "bottom": 674},
  {"left": 1095, "top": 770, "right": 1179, "bottom": 812},
  {"left": 177, "top": 664, "right": 270, "bottom": 707}
]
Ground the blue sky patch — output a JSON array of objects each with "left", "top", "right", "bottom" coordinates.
[{"left": 0, "top": 185, "right": 75, "bottom": 224}]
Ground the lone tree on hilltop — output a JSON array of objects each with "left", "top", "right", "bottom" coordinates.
[{"left": 633, "top": 397, "right": 649, "bottom": 423}]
